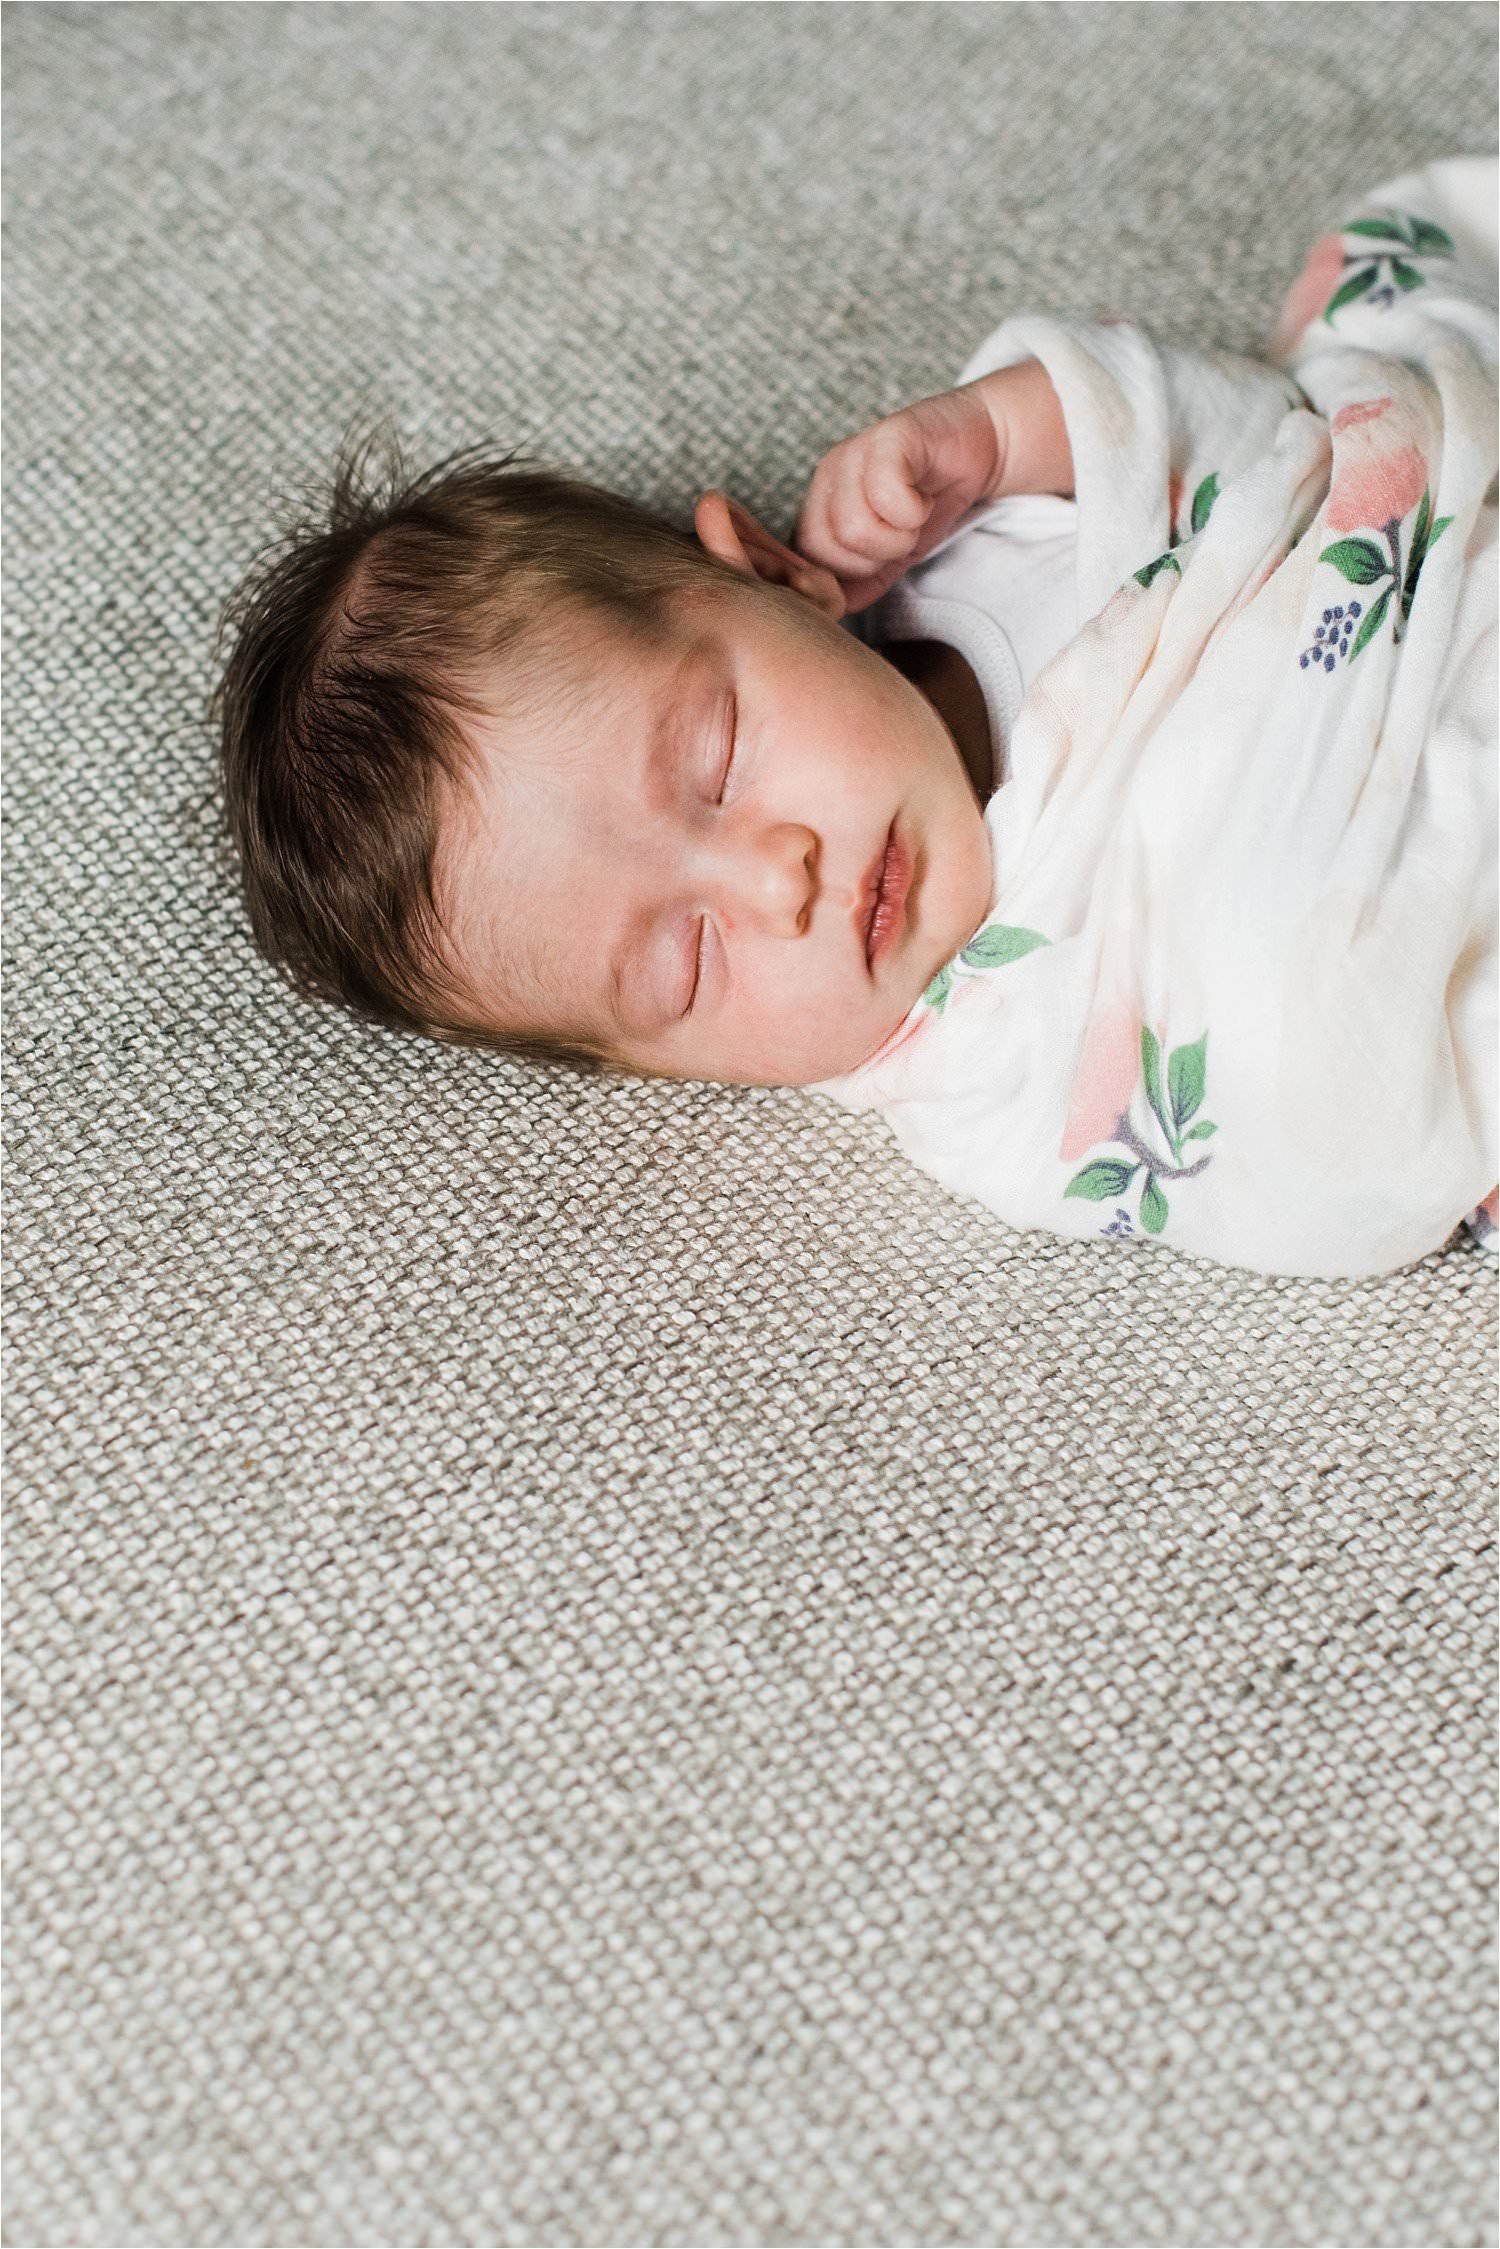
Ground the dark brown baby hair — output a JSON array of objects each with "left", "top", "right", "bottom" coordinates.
[{"left": 212, "top": 427, "right": 739, "bottom": 1069}]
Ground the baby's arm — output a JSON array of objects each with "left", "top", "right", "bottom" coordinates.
[{"left": 792, "top": 360, "right": 1073, "bottom": 612}]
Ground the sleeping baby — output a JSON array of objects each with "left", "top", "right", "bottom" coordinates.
[{"left": 215, "top": 158, "right": 1497, "bottom": 1279}]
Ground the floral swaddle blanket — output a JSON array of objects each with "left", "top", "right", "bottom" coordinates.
[{"left": 813, "top": 159, "right": 1498, "bottom": 1279}]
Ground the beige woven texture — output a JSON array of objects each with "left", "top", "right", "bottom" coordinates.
[{"left": 5, "top": 5, "right": 1498, "bottom": 2243}]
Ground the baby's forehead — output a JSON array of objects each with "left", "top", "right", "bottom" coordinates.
[
  {"left": 425, "top": 750, "right": 582, "bottom": 1041},
  {"left": 429, "top": 610, "right": 694, "bottom": 989},
  {"left": 504, "top": 595, "right": 703, "bottom": 730},
  {"left": 472, "top": 602, "right": 724, "bottom": 784}
]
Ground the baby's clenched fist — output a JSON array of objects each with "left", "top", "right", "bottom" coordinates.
[
  {"left": 791, "top": 360, "right": 1073, "bottom": 613},
  {"left": 791, "top": 382, "right": 1003, "bottom": 614}
]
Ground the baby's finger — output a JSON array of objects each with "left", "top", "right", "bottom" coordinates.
[
  {"left": 829, "top": 495, "right": 918, "bottom": 564},
  {"left": 799, "top": 440, "right": 870, "bottom": 521},
  {"left": 823, "top": 453, "right": 924, "bottom": 562},
  {"left": 799, "top": 510, "right": 907, "bottom": 584},
  {"left": 832, "top": 555, "right": 915, "bottom": 614},
  {"left": 862, "top": 441, "right": 934, "bottom": 535},
  {"left": 795, "top": 497, "right": 916, "bottom": 611},
  {"left": 793, "top": 472, "right": 887, "bottom": 579},
  {"left": 789, "top": 457, "right": 846, "bottom": 559}
]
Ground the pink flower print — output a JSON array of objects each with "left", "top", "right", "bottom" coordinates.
[
  {"left": 1305, "top": 396, "right": 1450, "bottom": 671},
  {"left": 1325, "top": 398, "right": 1429, "bottom": 534},
  {"left": 1060, "top": 1000, "right": 1142, "bottom": 1164},
  {"left": 1271, "top": 232, "right": 1346, "bottom": 355}
]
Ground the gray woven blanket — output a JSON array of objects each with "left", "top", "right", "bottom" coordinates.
[{"left": 5, "top": 5, "right": 1496, "bottom": 2242}]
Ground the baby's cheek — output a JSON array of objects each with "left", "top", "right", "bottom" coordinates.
[
  {"left": 764, "top": 986, "right": 906, "bottom": 1086},
  {"left": 707, "top": 967, "right": 825, "bottom": 1084}
]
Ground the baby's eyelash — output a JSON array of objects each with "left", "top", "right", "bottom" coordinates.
[
  {"left": 683, "top": 918, "right": 707, "bottom": 1017},
  {"left": 681, "top": 701, "right": 734, "bottom": 1017},
  {"left": 715, "top": 701, "right": 737, "bottom": 802}
]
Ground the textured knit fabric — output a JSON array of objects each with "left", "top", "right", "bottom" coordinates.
[{"left": 5, "top": 7, "right": 1498, "bottom": 2245}]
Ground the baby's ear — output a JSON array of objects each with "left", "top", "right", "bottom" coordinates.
[{"left": 694, "top": 490, "right": 845, "bottom": 620}]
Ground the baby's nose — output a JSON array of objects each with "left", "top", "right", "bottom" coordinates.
[{"left": 722, "top": 823, "right": 819, "bottom": 934}]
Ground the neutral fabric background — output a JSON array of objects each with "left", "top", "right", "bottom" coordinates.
[{"left": 5, "top": 5, "right": 1497, "bottom": 2244}]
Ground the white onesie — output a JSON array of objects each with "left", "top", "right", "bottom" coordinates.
[{"left": 842, "top": 491, "right": 1081, "bottom": 785}]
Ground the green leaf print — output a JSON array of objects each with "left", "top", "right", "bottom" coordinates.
[
  {"left": 960, "top": 924, "right": 1051, "bottom": 970},
  {"left": 1063, "top": 1019, "right": 1216, "bottom": 1243},
  {"left": 1140, "top": 1026, "right": 1173, "bottom": 1149},
  {"left": 1319, "top": 536, "right": 1390, "bottom": 585},
  {"left": 925, "top": 921, "right": 1052, "bottom": 1014},
  {"left": 1322, "top": 212, "right": 1452, "bottom": 326},
  {"left": 1343, "top": 217, "right": 1412, "bottom": 245},
  {"left": 1324, "top": 264, "right": 1379, "bottom": 320},
  {"left": 1410, "top": 488, "right": 1431, "bottom": 557},
  {"left": 1408, "top": 217, "right": 1455, "bottom": 255},
  {"left": 1167, "top": 1035, "right": 1207, "bottom": 1131},
  {"left": 1308, "top": 482, "right": 1448, "bottom": 670},
  {"left": 1190, "top": 473, "right": 1221, "bottom": 535},
  {"left": 1401, "top": 499, "right": 1453, "bottom": 620},
  {"left": 1133, "top": 551, "right": 1182, "bottom": 589},
  {"left": 923, "top": 962, "right": 953, "bottom": 1013},
  {"left": 1065, "top": 1159, "right": 1139, "bottom": 1202},
  {"left": 1350, "top": 586, "right": 1390, "bottom": 658}
]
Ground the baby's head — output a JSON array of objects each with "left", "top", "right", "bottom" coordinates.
[{"left": 214, "top": 436, "right": 993, "bottom": 1086}]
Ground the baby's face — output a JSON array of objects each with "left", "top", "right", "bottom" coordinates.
[{"left": 434, "top": 577, "right": 993, "bottom": 1085}]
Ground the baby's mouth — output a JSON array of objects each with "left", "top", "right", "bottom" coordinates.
[{"left": 861, "top": 821, "right": 914, "bottom": 973}]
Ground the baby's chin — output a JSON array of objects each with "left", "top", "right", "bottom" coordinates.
[{"left": 741, "top": 997, "right": 926, "bottom": 1088}]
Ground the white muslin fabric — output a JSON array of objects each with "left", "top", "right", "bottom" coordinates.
[{"left": 812, "top": 160, "right": 1498, "bottom": 1279}]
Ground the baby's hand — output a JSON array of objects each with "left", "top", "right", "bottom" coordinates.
[
  {"left": 792, "top": 361, "right": 1073, "bottom": 612},
  {"left": 792, "top": 384, "right": 1002, "bottom": 613}
]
